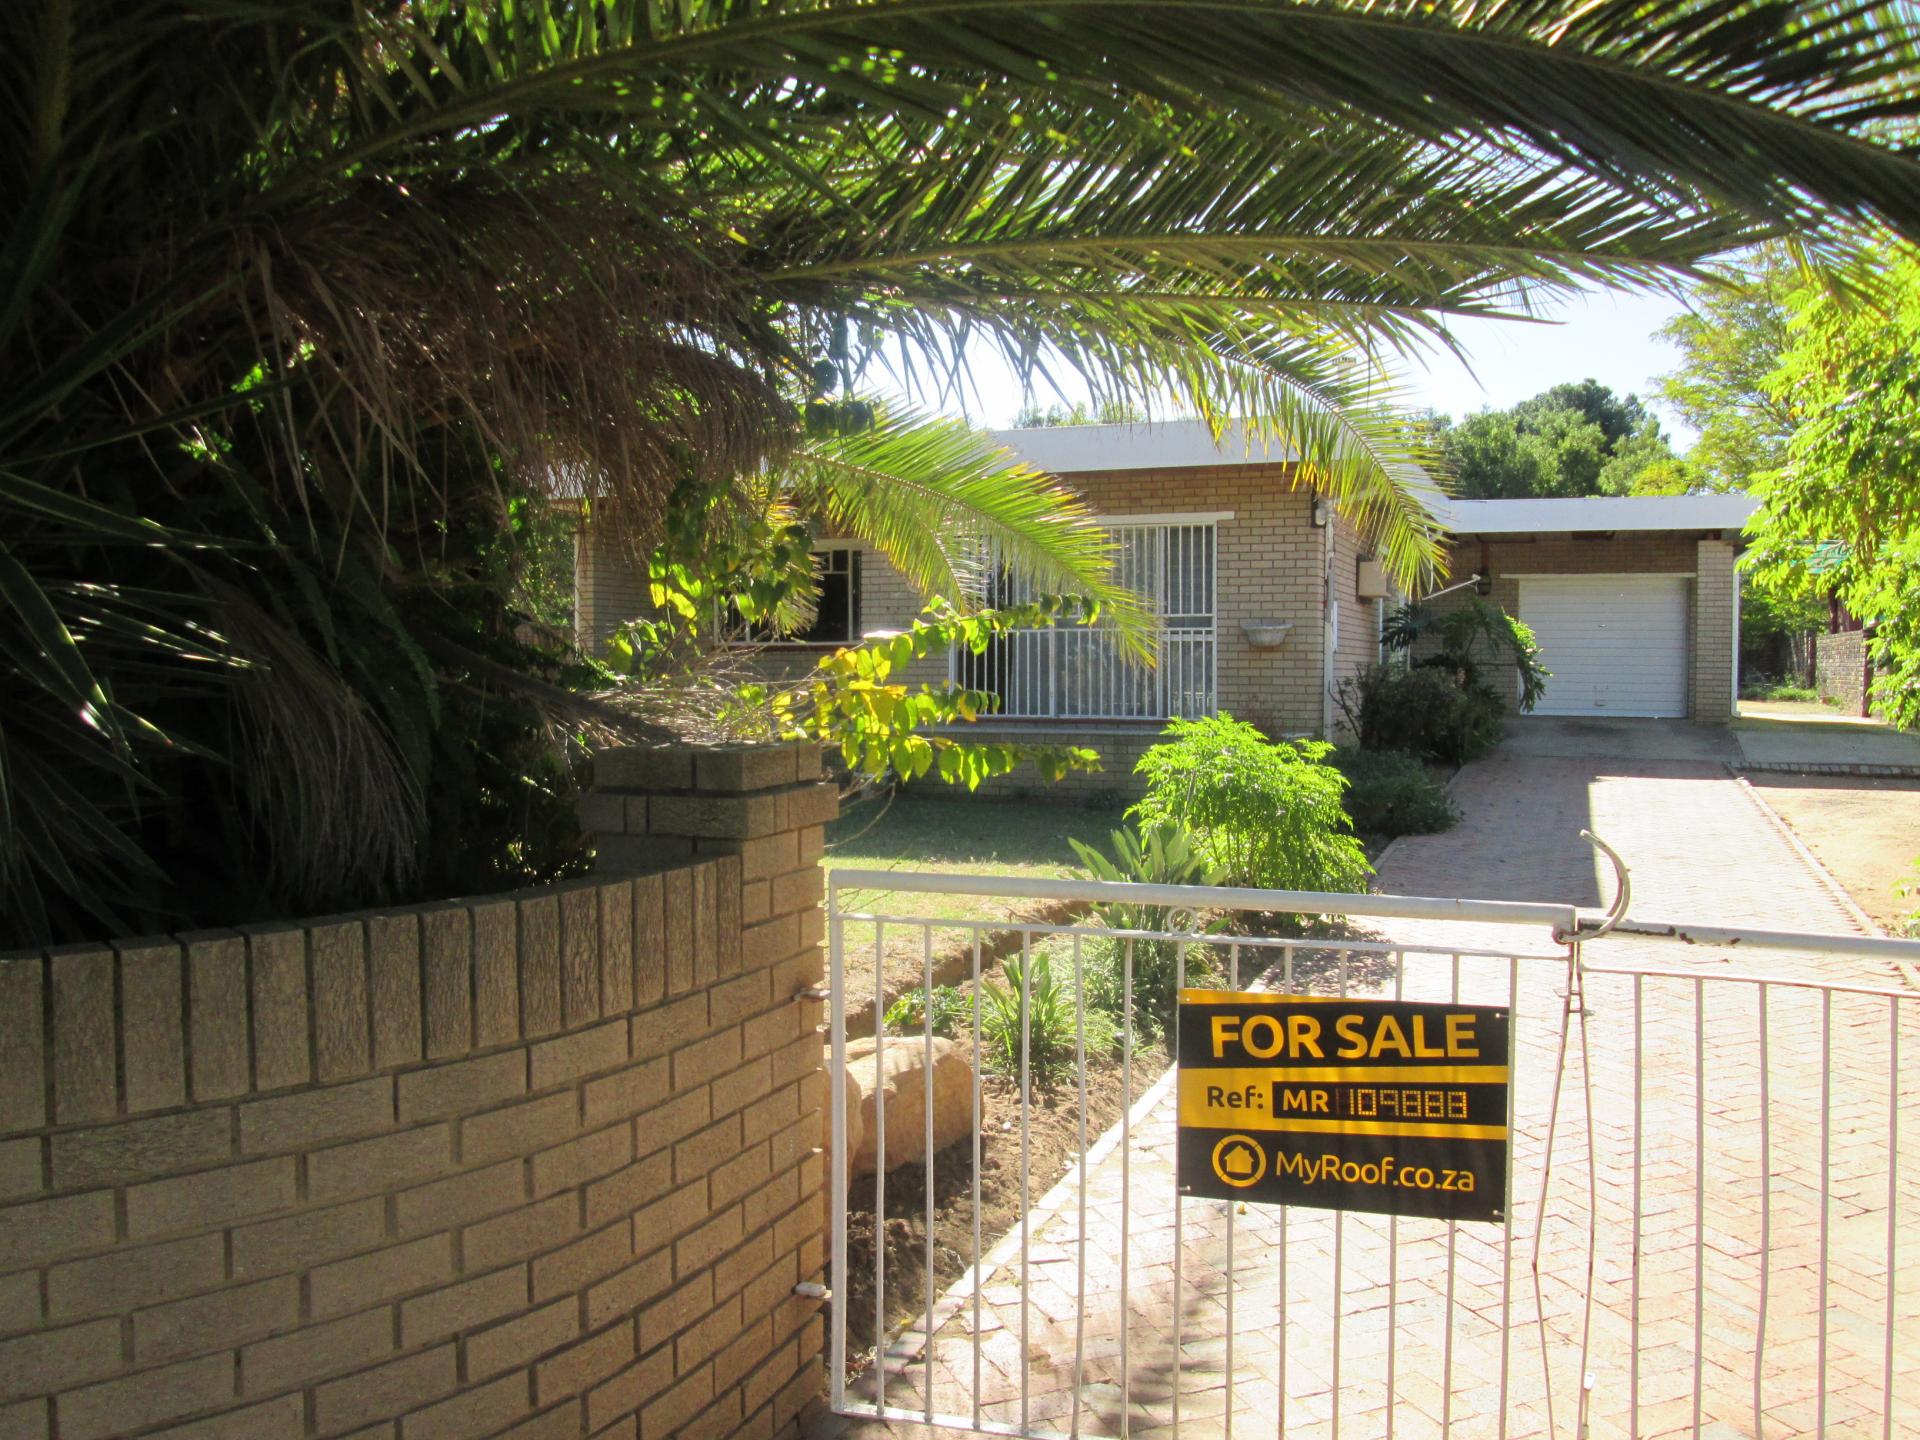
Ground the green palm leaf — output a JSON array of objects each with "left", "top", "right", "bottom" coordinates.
[{"left": 789, "top": 409, "right": 1153, "bottom": 651}]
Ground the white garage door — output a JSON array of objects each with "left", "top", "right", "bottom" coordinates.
[{"left": 1519, "top": 575, "right": 1689, "bottom": 717}]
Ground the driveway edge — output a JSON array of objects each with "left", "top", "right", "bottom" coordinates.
[{"left": 1726, "top": 767, "right": 1920, "bottom": 991}]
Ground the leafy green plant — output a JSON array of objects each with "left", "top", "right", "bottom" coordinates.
[
  {"left": 883, "top": 985, "right": 973, "bottom": 1038},
  {"left": 1331, "top": 748, "right": 1459, "bottom": 838},
  {"left": 1129, "top": 716, "right": 1370, "bottom": 898},
  {"left": 1382, "top": 596, "right": 1550, "bottom": 712},
  {"left": 1740, "top": 678, "right": 1820, "bottom": 703},
  {"left": 1336, "top": 663, "right": 1506, "bottom": 765},
  {"left": 1070, "top": 821, "right": 1223, "bottom": 1040},
  {"left": 978, "top": 951, "right": 1117, "bottom": 1088},
  {"left": 609, "top": 597, "right": 1106, "bottom": 789}
]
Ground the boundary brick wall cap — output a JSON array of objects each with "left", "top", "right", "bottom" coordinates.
[{"left": 596, "top": 741, "right": 826, "bottom": 795}]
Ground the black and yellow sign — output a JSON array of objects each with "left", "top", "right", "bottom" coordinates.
[{"left": 1175, "top": 990, "right": 1510, "bottom": 1223}]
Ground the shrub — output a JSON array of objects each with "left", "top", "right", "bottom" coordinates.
[
  {"left": 1331, "top": 748, "right": 1459, "bottom": 837},
  {"left": 1382, "top": 596, "right": 1549, "bottom": 711},
  {"left": 978, "top": 950, "right": 1117, "bottom": 1088},
  {"left": 1335, "top": 663, "right": 1504, "bottom": 765},
  {"left": 1130, "top": 715, "right": 1370, "bottom": 896},
  {"left": 1740, "top": 676, "right": 1820, "bottom": 703},
  {"left": 882, "top": 985, "right": 972, "bottom": 1037},
  {"left": 1069, "top": 821, "right": 1224, "bottom": 1040}
]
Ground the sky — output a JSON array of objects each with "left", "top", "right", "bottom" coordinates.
[
  {"left": 1406, "top": 287, "right": 1695, "bottom": 442},
  {"left": 903, "top": 283, "right": 1700, "bottom": 448}
]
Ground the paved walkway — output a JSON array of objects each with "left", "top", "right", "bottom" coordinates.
[
  {"left": 1734, "top": 708, "right": 1920, "bottom": 775},
  {"left": 841, "top": 749, "right": 1920, "bottom": 1440}
]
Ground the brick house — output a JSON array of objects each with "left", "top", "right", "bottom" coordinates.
[{"left": 573, "top": 421, "right": 1756, "bottom": 793}]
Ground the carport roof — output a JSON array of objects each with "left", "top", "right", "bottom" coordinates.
[{"left": 1437, "top": 493, "right": 1757, "bottom": 536}]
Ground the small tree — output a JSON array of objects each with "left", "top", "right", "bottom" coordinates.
[
  {"left": 1129, "top": 716, "right": 1370, "bottom": 897},
  {"left": 1748, "top": 247, "right": 1920, "bottom": 727}
]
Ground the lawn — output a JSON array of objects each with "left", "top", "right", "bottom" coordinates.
[
  {"left": 822, "top": 791, "right": 1127, "bottom": 1032},
  {"left": 826, "top": 791, "right": 1125, "bottom": 914}
]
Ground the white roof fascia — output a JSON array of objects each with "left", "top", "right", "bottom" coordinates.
[{"left": 1435, "top": 493, "right": 1757, "bottom": 535}]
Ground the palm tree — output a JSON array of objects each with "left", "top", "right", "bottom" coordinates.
[{"left": 5, "top": 0, "right": 1919, "bottom": 942}]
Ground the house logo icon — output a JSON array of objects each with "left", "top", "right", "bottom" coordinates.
[{"left": 1210, "top": 1135, "right": 1267, "bottom": 1188}]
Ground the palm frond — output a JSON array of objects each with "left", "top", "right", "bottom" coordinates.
[
  {"left": 789, "top": 409, "right": 1155, "bottom": 652},
  {"left": 8, "top": 0, "right": 1920, "bottom": 940}
]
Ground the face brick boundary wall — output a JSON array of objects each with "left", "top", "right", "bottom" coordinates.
[
  {"left": 1814, "top": 628, "right": 1874, "bottom": 717},
  {"left": 0, "top": 743, "right": 835, "bottom": 1440}
]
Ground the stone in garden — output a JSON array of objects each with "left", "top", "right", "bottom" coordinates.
[
  {"left": 844, "top": 1034, "right": 974, "bottom": 1176},
  {"left": 821, "top": 1061, "right": 865, "bottom": 1182}
]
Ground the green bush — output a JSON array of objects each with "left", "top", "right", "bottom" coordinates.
[
  {"left": 1381, "top": 596, "right": 1549, "bottom": 711},
  {"left": 978, "top": 950, "right": 1117, "bottom": 1087},
  {"left": 1740, "top": 676, "right": 1820, "bottom": 703},
  {"left": 1129, "top": 715, "right": 1370, "bottom": 896},
  {"left": 882, "top": 984, "right": 973, "bottom": 1037},
  {"left": 1335, "top": 663, "right": 1505, "bottom": 765},
  {"left": 1069, "top": 821, "right": 1223, "bottom": 1040},
  {"left": 1331, "top": 748, "right": 1459, "bottom": 837}
]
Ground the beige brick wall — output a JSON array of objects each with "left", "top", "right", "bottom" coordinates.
[
  {"left": 1814, "top": 629, "right": 1870, "bottom": 716},
  {"left": 1691, "top": 540, "right": 1737, "bottom": 723},
  {"left": 0, "top": 747, "right": 833, "bottom": 1440},
  {"left": 575, "top": 524, "right": 653, "bottom": 655},
  {"left": 1327, "top": 516, "right": 1384, "bottom": 739}
]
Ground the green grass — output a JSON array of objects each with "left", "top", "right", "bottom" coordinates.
[
  {"left": 1741, "top": 678, "right": 1821, "bottom": 704},
  {"left": 825, "top": 793, "right": 1125, "bottom": 924}
]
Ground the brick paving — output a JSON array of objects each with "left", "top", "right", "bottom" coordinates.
[{"left": 837, "top": 752, "right": 1920, "bottom": 1440}]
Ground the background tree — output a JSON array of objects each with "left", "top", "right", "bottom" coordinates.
[
  {"left": 1747, "top": 247, "right": 1920, "bottom": 725},
  {"left": 8, "top": 0, "right": 1920, "bottom": 943},
  {"left": 1011, "top": 401, "right": 1150, "bottom": 428},
  {"left": 1437, "top": 381, "right": 1686, "bottom": 497},
  {"left": 1656, "top": 248, "right": 1800, "bottom": 492}
]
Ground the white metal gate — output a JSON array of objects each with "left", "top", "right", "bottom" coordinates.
[{"left": 825, "top": 866, "right": 1919, "bottom": 1440}]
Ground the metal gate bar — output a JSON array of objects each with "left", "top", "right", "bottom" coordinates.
[{"left": 827, "top": 870, "right": 1920, "bottom": 1440}]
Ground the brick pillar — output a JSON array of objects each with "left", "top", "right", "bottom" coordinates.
[
  {"left": 586, "top": 741, "right": 839, "bottom": 1440},
  {"left": 1692, "top": 540, "right": 1736, "bottom": 722}
]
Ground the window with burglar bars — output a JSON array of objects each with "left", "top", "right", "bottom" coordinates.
[{"left": 952, "top": 520, "right": 1217, "bottom": 719}]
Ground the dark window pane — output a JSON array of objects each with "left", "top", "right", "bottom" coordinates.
[{"left": 799, "top": 548, "right": 859, "bottom": 643}]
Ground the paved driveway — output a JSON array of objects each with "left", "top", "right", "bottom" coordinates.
[
  {"left": 838, "top": 730, "right": 1918, "bottom": 1440},
  {"left": 1384, "top": 719, "right": 1874, "bottom": 927}
]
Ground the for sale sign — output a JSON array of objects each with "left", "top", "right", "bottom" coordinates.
[{"left": 1175, "top": 989, "right": 1510, "bottom": 1223}]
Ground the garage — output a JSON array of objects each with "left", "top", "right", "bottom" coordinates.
[{"left": 1518, "top": 574, "right": 1690, "bottom": 717}]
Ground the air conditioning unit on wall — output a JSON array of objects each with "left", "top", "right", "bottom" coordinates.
[{"left": 1356, "top": 558, "right": 1389, "bottom": 600}]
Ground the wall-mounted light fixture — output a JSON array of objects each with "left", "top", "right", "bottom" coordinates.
[{"left": 1310, "top": 495, "right": 1332, "bottom": 528}]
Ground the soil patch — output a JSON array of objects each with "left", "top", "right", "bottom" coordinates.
[
  {"left": 838, "top": 900, "right": 1088, "bottom": 1041},
  {"left": 840, "top": 1043, "right": 1171, "bottom": 1369},
  {"left": 1747, "top": 772, "right": 1920, "bottom": 933}
]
